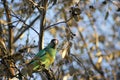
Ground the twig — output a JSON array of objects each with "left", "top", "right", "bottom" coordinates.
[
  {"left": 13, "top": 15, "right": 40, "bottom": 43},
  {"left": 28, "top": 0, "right": 44, "bottom": 10},
  {"left": 2, "top": 0, "right": 15, "bottom": 77},
  {"left": 8, "top": 7, "right": 40, "bottom": 43},
  {"left": 71, "top": 54, "right": 89, "bottom": 79},
  {"left": 42, "top": 68, "right": 55, "bottom": 80},
  {"left": 110, "top": 0, "right": 120, "bottom": 8},
  {"left": 92, "top": 25, "right": 99, "bottom": 49},
  {"left": 78, "top": 30, "right": 105, "bottom": 79},
  {"left": 44, "top": 17, "right": 72, "bottom": 30},
  {"left": 18, "top": 45, "right": 37, "bottom": 53}
]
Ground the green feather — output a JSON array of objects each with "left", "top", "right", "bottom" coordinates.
[{"left": 29, "top": 39, "right": 58, "bottom": 70}]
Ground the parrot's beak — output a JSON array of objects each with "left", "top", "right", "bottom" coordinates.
[
  {"left": 51, "top": 39, "right": 58, "bottom": 46},
  {"left": 51, "top": 39, "right": 58, "bottom": 45},
  {"left": 54, "top": 39, "right": 59, "bottom": 45}
]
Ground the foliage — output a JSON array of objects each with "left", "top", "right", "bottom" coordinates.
[{"left": 0, "top": 0, "right": 120, "bottom": 80}]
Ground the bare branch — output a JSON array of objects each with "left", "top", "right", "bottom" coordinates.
[
  {"left": 71, "top": 54, "right": 89, "bottom": 79},
  {"left": 2, "top": 0, "right": 15, "bottom": 77},
  {"left": 44, "top": 17, "right": 72, "bottom": 30},
  {"left": 13, "top": 15, "right": 40, "bottom": 43},
  {"left": 78, "top": 30, "right": 105, "bottom": 78},
  {"left": 38, "top": 0, "right": 48, "bottom": 50}
]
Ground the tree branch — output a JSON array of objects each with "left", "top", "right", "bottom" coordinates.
[
  {"left": 71, "top": 54, "right": 89, "bottom": 79},
  {"left": 38, "top": 0, "right": 48, "bottom": 50},
  {"left": 78, "top": 30, "right": 105, "bottom": 78},
  {"left": 27, "top": 0, "right": 47, "bottom": 50},
  {"left": 2, "top": 0, "right": 15, "bottom": 77},
  {"left": 44, "top": 17, "right": 72, "bottom": 30},
  {"left": 13, "top": 15, "right": 40, "bottom": 43}
]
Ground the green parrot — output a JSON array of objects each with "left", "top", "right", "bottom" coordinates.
[{"left": 28, "top": 39, "right": 58, "bottom": 71}]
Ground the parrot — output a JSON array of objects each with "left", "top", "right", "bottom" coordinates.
[{"left": 27, "top": 39, "right": 59, "bottom": 71}]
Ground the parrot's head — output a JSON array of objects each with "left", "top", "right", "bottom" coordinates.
[{"left": 49, "top": 39, "right": 58, "bottom": 49}]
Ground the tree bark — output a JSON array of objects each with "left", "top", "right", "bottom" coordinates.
[
  {"left": 39, "top": 0, "right": 48, "bottom": 50},
  {"left": 2, "top": 0, "right": 15, "bottom": 79}
]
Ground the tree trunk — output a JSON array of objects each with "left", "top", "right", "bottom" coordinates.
[
  {"left": 39, "top": 0, "right": 48, "bottom": 50},
  {"left": 2, "top": 0, "right": 15, "bottom": 79}
]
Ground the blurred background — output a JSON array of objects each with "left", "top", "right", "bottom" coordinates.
[{"left": 0, "top": 0, "right": 120, "bottom": 80}]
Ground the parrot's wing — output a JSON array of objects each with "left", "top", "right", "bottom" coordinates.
[
  {"left": 35, "top": 49, "right": 46, "bottom": 58},
  {"left": 27, "top": 50, "right": 46, "bottom": 69},
  {"left": 28, "top": 50, "right": 46, "bottom": 64}
]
